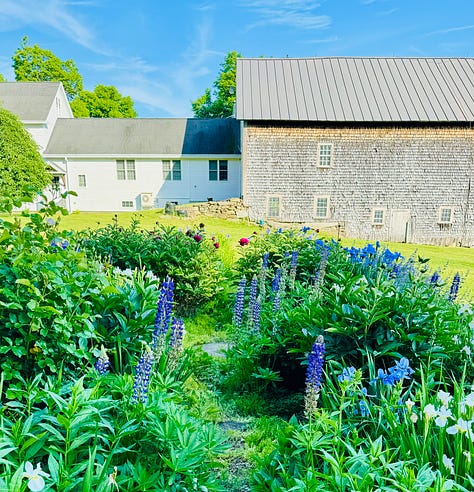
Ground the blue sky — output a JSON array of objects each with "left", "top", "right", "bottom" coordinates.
[{"left": 0, "top": 0, "right": 473, "bottom": 117}]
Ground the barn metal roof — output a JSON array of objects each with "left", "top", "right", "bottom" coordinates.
[
  {"left": 44, "top": 118, "right": 240, "bottom": 156},
  {"left": 0, "top": 81, "right": 63, "bottom": 121},
  {"left": 235, "top": 57, "right": 474, "bottom": 122}
]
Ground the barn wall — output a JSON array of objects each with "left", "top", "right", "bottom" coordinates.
[{"left": 242, "top": 123, "right": 474, "bottom": 246}]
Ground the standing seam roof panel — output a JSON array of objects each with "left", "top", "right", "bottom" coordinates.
[
  {"left": 349, "top": 59, "right": 375, "bottom": 121},
  {"left": 319, "top": 59, "right": 337, "bottom": 120},
  {"left": 300, "top": 59, "right": 318, "bottom": 120},
  {"left": 371, "top": 58, "right": 402, "bottom": 120},
  {"left": 445, "top": 59, "right": 474, "bottom": 119},
  {"left": 338, "top": 58, "right": 365, "bottom": 120},
  {"left": 328, "top": 58, "right": 349, "bottom": 121},
  {"left": 422, "top": 59, "right": 455, "bottom": 120},
  {"left": 291, "top": 58, "right": 309, "bottom": 120},
  {"left": 259, "top": 61, "right": 272, "bottom": 119},
  {"left": 404, "top": 59, "right": 438, "bottom": 121}
]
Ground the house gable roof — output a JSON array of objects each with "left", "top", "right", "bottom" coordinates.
[
  {"left": 0, "top": 81, "right": 64, "bottom": 121},
  {"left": 236, "top": 57, "right": 474, "bottom": 123},
  {"left": 43, "top": 118, "right": 240, "bottom": 156}
]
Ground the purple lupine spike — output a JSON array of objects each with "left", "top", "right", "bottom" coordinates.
[
  {"left": 152, "top": 276, "right": 174, "bottom": 350},
  {"left": 94, "top": 345, "right": 110, "bottom": 375},
  {"left": 430, "top": 271, "right": 441, "bottom": 285},
  {"left": 273, "top": 291, "right": 281, "bottom": 313},
  {"left": 448, "top": 273, "right": 461, "bottom": 301},
  {"left": 233, "top": 276, "right": 247, "bottom": 327},
  {"left": 288, "top": 251, "right": 299, "bottom": 289},
  {"left": 262, "top": 253, "right": 270, "bottom": 269},
  {"left": 131, "top": 344, "right": 154, "bottom": 404},
  {"left": 271, "top": 268, "right": 281, "bottom": 293},
  {"left": 247, "top": 275, "right": 259, "bottom": 330},
  {"left": 169, "top": 317, "right": 185, "bottom": 350},
  {"left": 304, "top": 335, "right": 325, "bottom": 416},
  {"left": 313, "top": 247, "right": 329, "bottom": 291},
  {"left": 252, "top": 300, "right": 261, "bottom": 334}
]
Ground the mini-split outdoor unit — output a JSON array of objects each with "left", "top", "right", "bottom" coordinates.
[{"left": 140, "top": 192, "right": 154, "bottom": 209}]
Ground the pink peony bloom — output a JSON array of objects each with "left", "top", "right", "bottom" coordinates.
[{"left": 239, "top": 237, "right": 249, "bottom": 246}]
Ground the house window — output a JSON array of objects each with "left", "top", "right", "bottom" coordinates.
[
  {"left": 51, "top": 176, "right": 61, "bottom": 191},
  {"left": 318, "top": 144, "right": 333, "bottom": 167},
  {"left": 121, "top": 201, "right": 134, "bottom": 208},
  {"left": 438, "top": 207, "right": 453, "bottom": 224},
  {"left": 267, "top": 196, "right": 280, "bottom": 218},
  {"left": 78, "top": 175, "right": 87, "bottom": 188},
  {"left": 372, "top": 208, "right": 385, "bottom": 225},
  {"left": 163, "top": 160, "right": 181, "bottom": 181},
  {"left": 315, "top": 196, "right": 330, "bottom": 219},
  {"left": 117, "top": 160, "right": 136, "bottom": 180},
  {"left": 209, "top": 160, "right": 228, "bottom": 181}
]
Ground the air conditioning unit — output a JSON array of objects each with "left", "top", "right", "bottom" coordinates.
[{"left": 140, "top": 192, "right": 154, "bottom": 209}]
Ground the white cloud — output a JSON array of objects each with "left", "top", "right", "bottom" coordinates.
[
  {"left": 0, "top": 0, "right": 106, "bottom": 54},
  {"left": 241, "top": 0, "right": 331, "bottom": 30},
  {"left": 425, "top": 25, "right": 474, "bottom": 37}
]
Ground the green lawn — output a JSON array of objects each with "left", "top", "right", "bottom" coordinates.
[{"left": 55, "top": 210, "right": 474, "bottom": 299}]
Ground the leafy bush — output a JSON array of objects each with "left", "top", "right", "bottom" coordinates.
[{"left": 80, "top": 218, "right": 229, "bottom": 314}]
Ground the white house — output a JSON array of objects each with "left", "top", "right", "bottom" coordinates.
[{"left": 0, "top": 82, "right": 241, "bottom": 212}]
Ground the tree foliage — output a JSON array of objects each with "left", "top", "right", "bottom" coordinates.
[
  {"left": 12, "top": 37, "right": 83, "bottom": 100},
  {"left": 192, "top": 51, "right": 241, "bottom": 118},
  {"left": 70, "top": 84, "right": 137, "bottom": 118},
  {"left": 0, "top": 107, "right": 51, "bottom": 198},
  {"left": 12, "top": 37, "right": 137, "bottom": 118}
]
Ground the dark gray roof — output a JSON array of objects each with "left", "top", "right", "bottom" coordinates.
[
  {"left": 236, "top": 57, "right": 474, "bottom": 122},
  {"left": 44, "top": 118, "right": 240, "bottom": 156},
  {"left": 0, "top": 81, "right": 62, "bottom": 121}
]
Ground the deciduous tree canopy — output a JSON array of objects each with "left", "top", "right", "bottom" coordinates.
[
  {"left": 192, "top": 51, "right": 241, "bottom": 118},
  {"left": 0, "top": 107, "right": 51, "bottom": 199}
]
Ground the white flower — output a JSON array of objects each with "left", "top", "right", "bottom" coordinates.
[
  {"left": 442, "top": 454, "right": 455, "bottom": 475},
  {"left": 463, "top": 393, "right": 474, "bottom": 408},
  {"left": 410, "top": 412, "right": 419, "bottom": 424},
  {"left": 461, "top": 345, "right": 472, "bottom": 356},
  {"left": 405, "top": 398, "right": 416, "bottom": 413},
  {"left": 435, "top": 406, "right": 453, "bottom": 427},
  {"left": 452, "top": 335, "right": 460, "bottom": 344},
  {"left": 22, "top": 462, "right": 49, "bottom": 491},
  {"left": 464, "top": 451, "right": 471, "bottom": 463},
  {"left": 446, "top": 418, "right": 470, "bottom": 435},
  {"left": 423, "top": 404, "right": 437, "bottom": 420},
  {"left": 437, "top": 390, "right": 453, "bottom": 407}
]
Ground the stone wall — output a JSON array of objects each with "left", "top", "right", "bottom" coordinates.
[
  {"left": 175, "top": 198, "right": 249, "bottom": 220},
  {"left": 242, "top": 123, "right": 474, "bottom": 246}
]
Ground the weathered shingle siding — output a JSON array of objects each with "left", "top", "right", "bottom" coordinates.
[{"left": 242, "top": 123, "right": 474, "bottom": 246}]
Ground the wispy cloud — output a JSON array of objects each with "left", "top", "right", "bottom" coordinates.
[
  {"left": 304, "top": 35, "right": 339, "bottom": 44},
  {"left": 0, "top": 0, "right": 106, "bottom": 54},
  {"left": 241, "top": 0, "right": 331, "bottom": 30},
  {"left": 376, "top": 8, "right": 397, "bottom": 17},
  {"left": 425, "top": 25, "right": 474, "bottom": 37}
]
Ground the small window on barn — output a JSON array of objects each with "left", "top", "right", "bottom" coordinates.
[
  {"left": 438, "top": 207, "right": 453, "bottom": 224},
  {"left": 78, "top": 175, "right": 87, "bottom": 188},
  {"left": 121, "top": 200, "right": 134, "bottom": 208},
  {"left": 318, "top": 144, "right": 333, "bottom": 167},
  {"left": 314, "top": 196, "right": 330, "bottom": 219},
  {"left": 267, "top": 196, "right": 280, "bottom": 218},
  {"left": 372, "top": 208, "right": 385, "bottom": 225}
]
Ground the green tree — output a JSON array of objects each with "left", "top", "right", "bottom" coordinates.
[
  {"left": 0, "top": 74, "right": 5, "bottom": 82},
  {"left": 12, "top": 36, "right": 83, "bottom": 100},
  {"left": 70, "top": 84, "right": 137, "bottom": 118},
  {"left": 0, "top": 107, "right": 51, "bottom": 199},
  {"left": 192, "top": 51, "right": 241, "bottom": 118}
]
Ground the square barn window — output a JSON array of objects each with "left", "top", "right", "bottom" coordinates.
[
  {"left": 372, "top": 208, "right": 385, "bottom": 225},
  {"left": 117, "top": 160, "right": 136, "bottom": 180},
  {"left": 267, "top": 196, "right": 280, "bottom": 218},
  {"left": 315, "top": 196, "right": 329, "bottom": 219},
  {"left": 163, "top": 160, "right": 181, "bottom": 181},
  {"left": 438, "top": 207, "right": 453, "bottom": 224},
  {"left": 209, "top": 160, "right": 228, "bottom": 181},
  {"left": 318, "top": 144, "right": 333, "bottom": 167}
]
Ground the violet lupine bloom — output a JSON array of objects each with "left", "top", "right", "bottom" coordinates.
[
  {"left": 247, "top": 275, "right": 259, "bottom": 330},
  {"left": 430, "top": 271, "right": 441, "bottom": 285},
  {"left": 288, "top": 251, "right": 299, "bottom": 289},
  {"left": 131, "top": 345, "right": 154, "bottom": 404},
  {"left": 252, "top": 300, "right": 261, "bottom": 334},
  {"left": 304, "top": 335, "right": 325, "bottom": 416},
  {"left": 258, "top": 253, "right": 270, "bottom": 301},
  {"left": 94, "top": 345, "right": 110, "bottom": 375},
  {"left": 233, "top": 276, "right": 247, "bottom": 327},
  {"left": 169, "top": 317, "right": 185, "bottom": 350},
  {"left": 152, "top": 276, "right": 175, "bottom": 352},
  {"left": 313, "top": 247, "right": 329, "bottom": 291},
  {"left": 448, "top": 273, "right": 461, "bottom": 301}
]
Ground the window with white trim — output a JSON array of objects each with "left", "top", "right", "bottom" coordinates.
[
  {"left": 314, "top": 196, "right": 330, "bottom": 219},
  {"left": 318, "top": 143, "right": 333, "bottom": 167},
  {"left": 116, "top": 160, "right": 136, "bottom": 180},
  {"left": 209, "top": 160, "right": 228, "bottom": 181},
  {"left": 163, "top": 160, "right": 181, "bottom": 181},
  {"left": 438, "top": 207, "right": 453, "bottom": 224},
  {"left": 78, "top": 174, "right": 87, "bottom": 188},
  {"left": 267, "top": 196, "right": 280, "bottom": 218},
  {"left": 121, "top": 200, "right": 134, "bottom": 208},
  {"left": 372, "top": 208, "right": 385, "bottom": 225}
]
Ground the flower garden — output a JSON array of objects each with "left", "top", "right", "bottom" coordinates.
[{"left": 1, "top": 192, "right": 473, "bottom": 491}]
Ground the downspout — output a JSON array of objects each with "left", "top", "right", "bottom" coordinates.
[{"left": 64, "top": 156, "right": 72, "bottom": 212}]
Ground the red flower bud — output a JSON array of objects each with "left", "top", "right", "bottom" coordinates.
[
  {"left": 214, "top": 242, "right": 220, "bottom": 249},
  {"left": 194, "top": 234, "right": 202, "bottom": 242}
]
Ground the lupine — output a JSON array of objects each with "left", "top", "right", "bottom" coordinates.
[
  {"left": 430, "top": 271, "right": 441, "bottom": 285},
  {"left": 233, "top": 276, "right": 246, "bottom": 327},
  {"left": 288, "top": 251, "right": 298, "bottom": 289},
  {"left": 313, "top": 247, "right": 329, "bottom": 292},
  {"left": 304, "top": 335, "right": 325, "bottom": 416},
  {"left": 252, "top": 300, "right": 261, "bottom": 334},
  {"left": 449, "top": 272, "right": 461, "bottom": 301},
  {"left": 152, "top": 276, "right": 175, "bottom": 354},
  {"left": 131, "top": 344, "right": 154, "bottom": 404},
  {"left": 258, "top": 253, "right": 270, "bottom": 301},
  {"left": 247, "top": 275, "right": 259, "bottom": 330},
  {"left": 94, "top": 345, "right": 110, "bottom": 375},
  {"left": 168, "top": 317, "right": 185, "bottom": 371}
]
